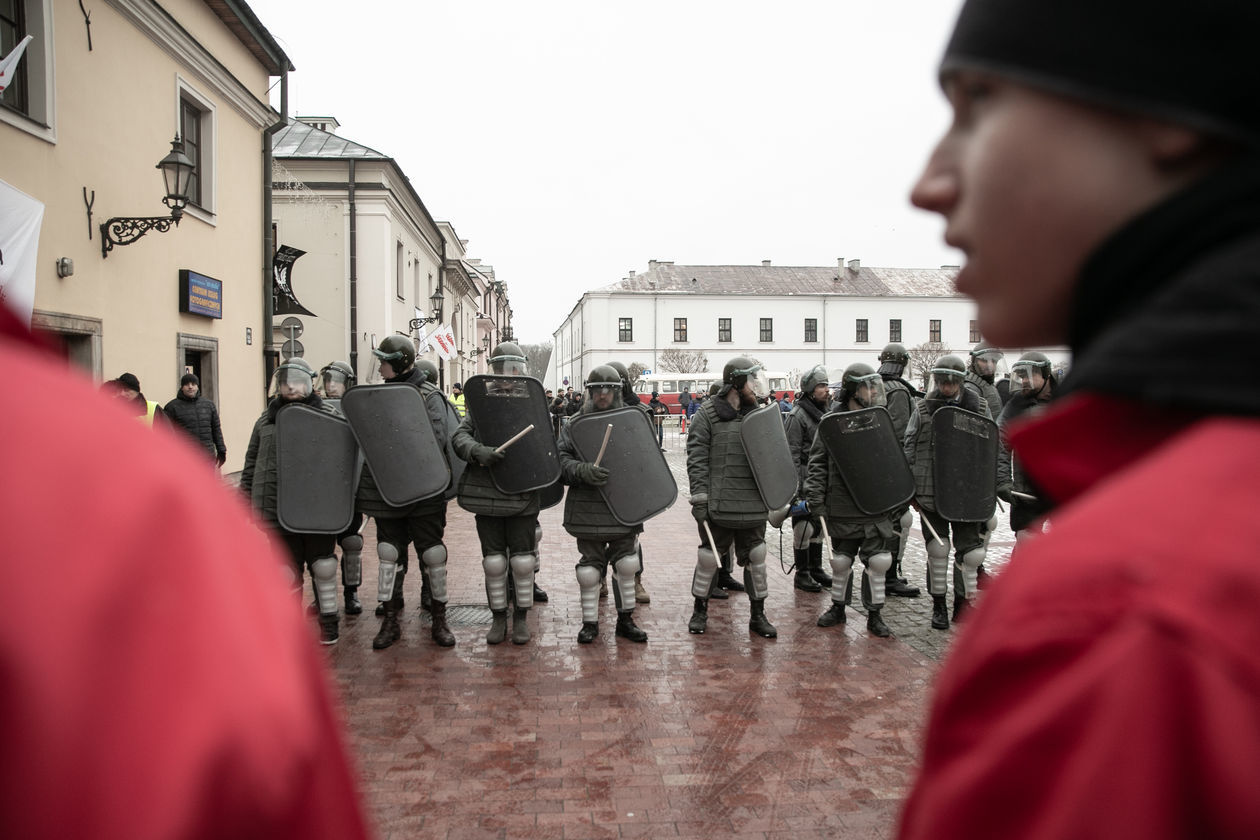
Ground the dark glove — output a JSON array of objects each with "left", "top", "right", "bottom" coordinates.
[
  {"left": 575, "top": 463, "right": 609, "bottom": 485},
  {"left": 216, "top": 452, "right": 227, "bottom": 467},
  {"left": 996, "top": 486, "right": 1013, "bottom": 504},
  {"left": 691, "top": 502, "right": 708, "bottom": 524},
  {"left": 471, "top": 443, "right": 505, "bottom": 467},
  {"left": 790, "top": 499, "right": 809, "bottom": 517}
]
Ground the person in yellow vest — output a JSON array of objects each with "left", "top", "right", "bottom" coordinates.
[
  {"left": 108, "top": 373, "right": 167, "bottom": 429},
  {"left": 450, "top": 381, "right": 466, "bottom": 418}
]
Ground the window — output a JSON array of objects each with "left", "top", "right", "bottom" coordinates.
[
  {"left": 889, "top": 319, "right": 902, "bottom": 343},
  {"left": 856, "top": 318, "right": 869, "bottom": 343},
  {"left": 804, "top": 318, "right": 817, "bottom": 343},
  {"left": 760, "top": 318, "right": 773, "bottom": 343},
  {"left": 970, "top": 319, "right": 981, "bottom": 343},
  {"left": 395, "top": 242, "right": 405, "bottom": 299},
  {"left": 176, "top": 79, "right": 216, "bottom": 217},
  {"left": 718, "top": 318, "right": 732, "bottom": 342},
  {"left": 929, "top": 319, "right": 942, "bottom": 342},
  {"left": 618, "top": 318, "right": 633, "bottom": 342},
  {"left": 0, "top": 0, "right": 52, "bottom": 138},
  {"left": 673, "top": 317, "right": 687, "bottom": 342}
]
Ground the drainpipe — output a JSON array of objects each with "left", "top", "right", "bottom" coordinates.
[
  {"left": 262, "top": 71, "right": 288, "bottom": 398},
  {"left": 348, "top": 159, "right": 357, "bottom": 375}
]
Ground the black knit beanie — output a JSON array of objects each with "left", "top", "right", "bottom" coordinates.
[
  {"left": 941, "top": 0, "right": 1260, "bottom": 147},
  {"left": 181, "top": 373, "right": 200, "bottom": 387}
]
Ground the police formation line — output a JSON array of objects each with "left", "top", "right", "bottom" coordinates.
[{"left": 240, "top": 338, "right": 1057, "bottom": 647}]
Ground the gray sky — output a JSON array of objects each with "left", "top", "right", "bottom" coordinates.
[{"left": 249, "top": 0, "right": 967, "bottom": 344}]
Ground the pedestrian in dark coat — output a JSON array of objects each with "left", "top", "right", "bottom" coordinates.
[{"left": 163, "top": 373, "right": 226, "bottom": 465}]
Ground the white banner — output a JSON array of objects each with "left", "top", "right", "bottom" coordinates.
[
  {"left": 0, "top": 178, "right": 44, "bottom": 326},
  {"left": 430, "top": 324, "right": 456, "bottom": 361}
]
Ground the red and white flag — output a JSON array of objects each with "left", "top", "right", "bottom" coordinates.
[
  {"left": 0, "top": 35, "right": 32, "bottom": 95},
  {"left": 431, "top": 324, "right": 457, "bottom": 361}
]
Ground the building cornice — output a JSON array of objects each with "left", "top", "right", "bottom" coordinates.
[{"left": 105, "top": 0, "right": 277, "bottom": 129}]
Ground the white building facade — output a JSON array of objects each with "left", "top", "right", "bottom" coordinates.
[{"left": 550, "top": 260, "right": 1068, "bottom": 391}]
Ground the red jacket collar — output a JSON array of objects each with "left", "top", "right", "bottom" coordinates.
[{"left": 1008, "top": 393, "right": 1198, "bottom": 506}]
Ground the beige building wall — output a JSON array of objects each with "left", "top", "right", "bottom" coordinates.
[{"left": 2, "top": 0, "right": 287, "bottom": 472}]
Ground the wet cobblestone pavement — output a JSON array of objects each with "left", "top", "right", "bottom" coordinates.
[{"left": 309, "top": 426, "right": 1012, "bottom": 838}]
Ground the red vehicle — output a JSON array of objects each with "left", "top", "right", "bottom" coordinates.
[{"left": 630, "top": 371, "right": 792, "bottom": 411}]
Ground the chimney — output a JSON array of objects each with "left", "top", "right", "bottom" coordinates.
[
  {"left": 847, "top": 258, "right": 861, "bottom": 272},
  {"left": 628, "top": 269, "right": 635, "bottom": 278},
  {"left": 837, "top": 257, "right": 845, "bottom": 268},
  {"left": 648, "top": 260, "right": 657, "bottom": 269},
  {"left": 762, "top": 260, "right": 772, "bottom": 267}
]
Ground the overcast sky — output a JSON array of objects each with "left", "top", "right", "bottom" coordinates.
[{"left": 248, "top": 0, "right": 968, "bottom": 344}]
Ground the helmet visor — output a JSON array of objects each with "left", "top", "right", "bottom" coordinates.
[
  {"left": 322, "top": 369, "right": 349, "bottom": 397},
  {"left": 847, "top": 373, "right": 886, "bottom": 408},
  {"left": 274, "top": 366, "right": 313, "bottom": 399},
  {"left": 931, "top": 366, "right": 964, "bottom": 389},
  {"left": 1011, "top": 362, "right": 1045, "bottom": 395}
]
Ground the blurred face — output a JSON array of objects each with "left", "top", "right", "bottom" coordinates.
[
  {"left": 1013, "top": 364, "right": 1047, "bottom": 396},
  {"left": 810, "top": 383, "right": 830, "bottom": 403},
  {"left": 274, "top": 368, "right": 312, "bottom": 401},
  {"left": 322, "top": 370, "right": 348, "bottom": 398},
  {"left": 589, "top": 385, "right": 615, "bottom": 410},
  {"left": 935, "top": 374, "right": 961, "bottom": 399},
  {"left": 379, "top": 361, "right": 396, "bottom": 380},
  {"left": 911, "top": 70, "right": 1173, "bottom": 347},
  {"left": 181, "top": 381, "right": 199, "bottom": 398},
  {"left": 973, "top": 352, "right": 1000, "bottom": 377}
]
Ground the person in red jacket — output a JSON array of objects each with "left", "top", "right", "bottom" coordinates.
[
  {"left": 900, "top": 1, "right": 1260, "bottom": 838},
  {"left": 0, "top": 304, "right": 370, "bottom": 840}
]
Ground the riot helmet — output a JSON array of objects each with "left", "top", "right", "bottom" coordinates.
[
  {"left": 273, "top": 358, "right": 315, "bottom": 401},
  {"left": 373, "top": 335, "right": 416, "bottom": 378},
  {"left": 606, "top": 360, "right": 638, "bottom": 405},
  {"left": 489, "top": 341, "right": 528, "bottom": 376},
  {"left": 722, "top": 356, "right": 769, "bottom": 400},
  {"left": 969, "top": 340, "right": 1004, "bottom": 381},
  {"left": 416, "top": 358, "right": 439, "bottom": 385},
  {"left": 1011, "top": 351, "right": 1054, "bottom": 397},
  {"left": 320, "top": 360, "right": 355, "bottom": 398},
  {"left": 800, "top": 364, "right": 831, "bottom": 406},
  {"left": 840, "top": 362, "right": 887, "bottom": 409},
  {"left": 930, "top": 355, "right": 967, "bottom": 394},
  {"left": 585, "top": 364, "right": 624, "bottom": 411},
  {"left": 878, "top": 342, "right": 910, "bottom": 378}
]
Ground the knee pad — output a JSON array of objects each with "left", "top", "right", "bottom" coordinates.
[
  {"left": 746, "top": 542, "right": 769, "bottom": 600},
  {"left": 691, "top": 547, "right": 719, "bottom": 598},
  {"left": 830, "top": 553, "right": 855, "bottom": 605},
  {"left": 926, "top": 537, "right": 951, "bottom": 597},
  {"left": 864, "top": 551, "right": 893, "bottom": 608},
  {"left": 310, "top": 555, "right": 339, "bottom": 615},
  {"left": 575, "top": 564, "right": 601, "bottom": 622},
  {"left": 792, "top": 518, "right": 815, "bottom": 550},
  {"left": 339, "top": 534, "right": 363, "bottom": 587},
  {"left": 421, "top": 544, "right": 448, "bottom": 603},
  {"left": 510, "top": 552, "right": 536, "bottom": 606},
  {"left": 376, "top": 542, "right": 400, "bottom": 603},
  {"left": 483, "top": 553, "right": 509, "bottom": 610},
  {"left": 611, "top": 554, "right": 638, "bottom": 610},
  {"left": 956, "top": 546, "right": 986, "bottom": 599},
  {"left": 899, "top": 509, "right": 914, "bottom": 534},
  {"left": 767, "top": 504, "right": 791, "bottom": 529}
]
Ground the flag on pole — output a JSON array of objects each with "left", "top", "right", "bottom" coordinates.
[
  {"left": 431, "top": 324, "right": 457, "bottom": 360},
  {"left": 0, "top": 177, "right": 44, "bottom": 326},
  {"left": 0, "top": 35, "right": 32, "bottom": 95}
]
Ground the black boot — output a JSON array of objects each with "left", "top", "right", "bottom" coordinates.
[
  {"left": 718, "top": 569, "right": 745, "bottom": 592},
  {"left": 952, "top": 594, "right": 969, "bottom": 623},
  {"left": 615, "top": 611, "right": 648, "bottom": 643},
  {"left": 688, "top": 597, "right": 709, "bottom": 634},
  {"left": 817, "top": 601, "right": 846, "bottom": 627},
  {"left": 577, "top": 621, "right": 600, "bottom": 644},
  {"left": 808, "top": 543, "right": 832, "bottom": 588},
  {"left": 793, "top": 548, "right": 822, "bottom": 592},
  {"left": 532, "top": 583, "right": 549, "bottom": 603},
  {"left": 931, "top": 595, "right": 950, "bottom": 630},
  {"left": 343, "top": 586, "right": 362, "bottom": 616},
  {"left": 749, "top": 599, "right": 777, "bottom": 638},
  {"left": 375, "top": 595, "right": 403, "bottom": 617},
  {"left": 429, "top": 601, "right": 456, "bottom": 647},
  {"left": 319, "top": 614, "right": 340, "bottom": 645},
  {"left": 708, "top": 575, "right": 729, "bottom": 600},
  {"left": 486, "top": 609, "right": 508, "bottom": 645},
  {"left": 511, "top": 606, "right": 531, "bottom": 644},
  {"left": 867, "top": 608, "right": 891, "bottom": 638},
  {"left": 372, "top": 601, "right": 401, "bottom": 649},
  {"left": 887, "top": 560, "right": 921, "bottom": 598}
]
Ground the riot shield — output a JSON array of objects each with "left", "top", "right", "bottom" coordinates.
[
  {"left": 275, "top": 404, "right": 360, "bottom": 534},
  {"left": 570, "top": 406, "right": 676, "bottom": 526},
  {"left": 740, "top": 402, "right": 798, "bottom": 510},
  {"left": 539, "top": 479, "right": 565, "bottom": 510},
  {"left": 932, "top": 405, "right": 999, "bottom": 522},
  {"left": 816, "top": 407, "right": 915, "bottom": 516},
  {"left": 340, "top": 383, "right": 450, "bottom": 506},
  {"left": 463, "top": 374, "right": 562, "bottom": 494}
]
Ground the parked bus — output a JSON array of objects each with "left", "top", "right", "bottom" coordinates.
[{"left": 630, "top": 371, "right": 792, "bottom": 410}]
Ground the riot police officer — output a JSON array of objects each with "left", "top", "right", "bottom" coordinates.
[
  {"left": 784, "top": 365, "right": 832, "bottom": 592},
  {"left": 877, "top": 343, "right": 922, "bottom": 598},
  {"left": 965, "top": 340, "right": 1003, "bottom": 421},
  {"left": 607, "top": 360, "right": 653, "bottom": 604},
  {"left": 452, "top": 342, "right": 543, "bottom": 645},
  {"left": 359, "top": 335, "right": 458, "bottom": 649},
  {"left": 686, "top": 357, "right": 778, "bottom": 639},
  {"left": 805, "top": 363, "right": 897, "bottom": 637},
  {"left": 557, "top": 366, "right": 648, "bottom": 644},
  {"left": 903, "top": 355, "right": 992, "bottom": 630},
  {"left": 240, "top": 359, "right": 343, "bottom": 643},
  {"left": 318, "top": 360, "right": 365, "bottom": 615},
  {"left": 997, "top": 351, "right": 1058, "bottom": 536}
]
